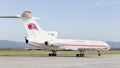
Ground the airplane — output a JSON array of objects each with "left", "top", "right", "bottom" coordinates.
[{"left": 0, "top": 11, "right": 111, "bottom": 57}]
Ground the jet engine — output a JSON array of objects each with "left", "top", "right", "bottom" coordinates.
[
  {"left": 25, "top": 36, "right": 29, "bottom": 44},
  {"left": 44, "top": 41, "right": 63, "bottom": 47}
]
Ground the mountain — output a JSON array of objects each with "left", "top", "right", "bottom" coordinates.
[
  {"left": 0, "top": 40, "right": 35, "bottom": 49},
  {"left": 0, "top": 40, "right": 120, "bottom": 49},
  {"left": 106, "top": 41, "right": 120, "bottom": 49}
]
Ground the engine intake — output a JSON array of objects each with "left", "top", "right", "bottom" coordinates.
[
  {"left": 44, "top": 41, "right": 63, "bottom": 47},
  {"left": 44, "top": 41, "right": 48, "bottom": 45},
  {"left": 25, "top": 37, "right": 29, "bottom": 44}
]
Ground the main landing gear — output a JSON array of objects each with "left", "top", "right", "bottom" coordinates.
[
  {"left": 76, "top": 50, "right": 85, "bottom": 57},
  {"left": 48, "top": 50, "right": 57, "bottom": 56},
  {"left": 48, "top": 50, "right": 102, "bottom": 57}
]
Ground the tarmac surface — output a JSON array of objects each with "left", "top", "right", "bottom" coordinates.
[{"left": 0, "top": 54, "right": 120, "bottom": 68}]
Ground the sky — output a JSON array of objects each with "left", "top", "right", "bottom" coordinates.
[{"left": 0, "top": 0, "right": 120, "bottom": 42}]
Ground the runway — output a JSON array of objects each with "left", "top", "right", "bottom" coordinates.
[{"left": 0, "top": 54, "right": 120, "bottom": 68}]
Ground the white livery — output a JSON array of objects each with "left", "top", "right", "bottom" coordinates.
[{"left": 0, "top": 11, "right": 111, "bottom": 57}]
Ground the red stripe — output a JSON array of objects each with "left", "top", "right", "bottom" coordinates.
[
  {"left": 31, "top": 42, "right": 40, "bottom": 44},
  {"left": 64, "top": 44, "right": 108, "bottom": 47},
  {"left": 64, "top": 44, "right": 110, "bottom": 50}
]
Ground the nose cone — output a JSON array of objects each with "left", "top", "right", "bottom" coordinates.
[
  {"left": 107, "top": 44, "right": 111, "bottom": 50},
  {"left": 105, "top": 43, "right": 111, "bottom": 50}
]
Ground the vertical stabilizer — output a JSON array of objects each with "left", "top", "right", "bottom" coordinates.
[
  {"left": 20, "top": 11, "right": 48, "bottom": 41},
  {"left": 21, "top": 11, "right": 42, "bottom": 35}
]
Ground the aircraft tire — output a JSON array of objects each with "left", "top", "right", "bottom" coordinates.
[
  {"left": 98, "top": 54, "right": 101, "bottom": 56},
  {"left": 52, "top": 53, "right": 56, "bottom": 56},
  {"left": 76, "top": 54, "right": 85, "bottom": 57},
  {"left": 81, "top": 54, "right": 85, "bottom": 57},
  {"left": 54, "top": 53, "right": 57, "bottom": 56},
  {"left": 49, "top": 53, "right": 52, "bottom": 56},
  {"left": 76, "top": 54, "right": 79, "bottom": 57},
  {"left": 49, "top": 53, "right": 57, "bottom": 56}
]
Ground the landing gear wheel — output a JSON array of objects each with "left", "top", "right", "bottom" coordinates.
[
  {"left": 98, "top": 50, "right": 102, "bottom": 56},
  {"left": 49, "top": 53, "right": 52, "bottom": 56},
  {"left": 52, "top": 53, "right": 57, "bottom": 56},
  {"left": 98, "top": 54, "right": 101, "bottom": 56},
  {"left": 53, "top": 53, "right": 57, "bottom": 56},
  {"left": 48, "top": 50, "right": 57, "bottom": 57},
  {"left": 76, "top": 54, "right": 85, "bottom": 57},
  {"left": 76, "top": 54, "right": 80, "bottom": 57},
  {"left": 81, "top": 54, "right": 85, "bottom": 57},
  {"left": 76, "top": 50, "right": 85, "bottom": 57}
]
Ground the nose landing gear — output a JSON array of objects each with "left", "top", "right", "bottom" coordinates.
[{"left": 98, "top": 50, "right": 102, "bottom": 56}]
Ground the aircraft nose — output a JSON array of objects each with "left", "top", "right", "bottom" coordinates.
[
  {"left": 107, "top": 45, "right": 111, "bottom": 50},
  {"left": 104, "top": 42, "right": 111, "bottom": 50},
  {"left": 106, "top": 44, "right": 111, "bottom": 50}
]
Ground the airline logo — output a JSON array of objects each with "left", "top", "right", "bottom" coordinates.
[{"left": 28, "top": 23, "right": 38, "bottom": 30}]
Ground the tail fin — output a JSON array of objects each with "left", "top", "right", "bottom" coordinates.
[
  {"left": 0, "top": 11, "right": 49, "bottom": 41},
  {"left": 20, "top": 11, "right": 43, "bottom": 36}
]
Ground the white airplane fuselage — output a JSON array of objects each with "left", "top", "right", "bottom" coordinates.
[
  {"left": 0, "top": 11, "right": 111, "bottom": 57},
  {"left": 28, "top": 38, "right": 110, "bottom": 51}
]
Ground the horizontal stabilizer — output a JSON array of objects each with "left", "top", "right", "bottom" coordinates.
[{"left": 0, "top": 15, "right": 21, "bottom": 18}]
